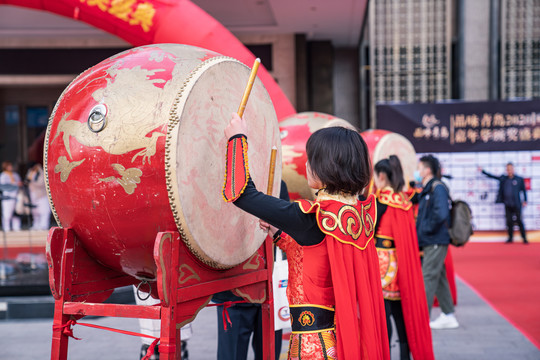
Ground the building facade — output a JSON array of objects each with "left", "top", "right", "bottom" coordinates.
[{"left": 1, "top": 0, "right": 539, "bottom": 176}]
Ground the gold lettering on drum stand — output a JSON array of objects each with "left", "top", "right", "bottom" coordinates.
[{"left": 99, "top": 164, "right": 143, "bottom": 194}]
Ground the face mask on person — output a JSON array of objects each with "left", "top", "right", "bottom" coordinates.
[{"left": 413, "top": 170, "right": 422, "bottom": 183}]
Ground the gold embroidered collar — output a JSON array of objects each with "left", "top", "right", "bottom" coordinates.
[
  {"left": 376, "top": 187, "right": 411, "bottom": 210},
  {"left": 316, "top": 189, "right": 358, "bottom": 205}
]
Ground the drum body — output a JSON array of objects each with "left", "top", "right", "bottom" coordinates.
[
  {"left": 279, "top": 112, "right": 355, "bottom": 200},
  {"left": 360, "top": 129, "right": 417, "bottom": 189},
  {"left": 45, "top": 44, "right": 282, "bottom": 279}
]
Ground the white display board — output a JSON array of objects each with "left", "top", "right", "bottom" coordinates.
[{"left": 420, "top": 150, "right": 540, "bottom": 231}]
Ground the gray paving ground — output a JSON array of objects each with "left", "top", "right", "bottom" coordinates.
[{"left": 1, "top": 278, "right": 539, "bottom": 359}]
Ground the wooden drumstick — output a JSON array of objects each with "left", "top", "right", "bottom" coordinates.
[
  {"left": 266, "top": 146, "right": 278, "bottom": 195},
  {"left": 237, "top": 58, "right": 261, "bottom": 118}
]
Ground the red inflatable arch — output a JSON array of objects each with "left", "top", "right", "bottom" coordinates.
[{"left": 1, "top": 0, "right": 296, "bottom": 120}]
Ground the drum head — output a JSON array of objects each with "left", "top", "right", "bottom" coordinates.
[
  {"left": 168, "top": 57, "right": 282, "bottom": 269},
  {"left": 370, "top": 132, "right": 417, "bottom": 184},
  {"left": 280, "top": 112, "right": 355, "bottom": 200}
]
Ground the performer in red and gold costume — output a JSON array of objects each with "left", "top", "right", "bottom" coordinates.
[
  {"left": 223, "top": 113, "right": 389, "bottom": 360},
  {"left": 373, "top": 156, "right": 434, "bottom": 360}
]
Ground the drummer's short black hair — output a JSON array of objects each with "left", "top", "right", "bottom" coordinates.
[{"left": 306, "top": 127, "right": 371, "bottom": 195}]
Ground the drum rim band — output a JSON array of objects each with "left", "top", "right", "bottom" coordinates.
[{"left": 165, "top": 55, "right": 245, "bottom": 270}]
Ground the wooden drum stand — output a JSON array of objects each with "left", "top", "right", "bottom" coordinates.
[{"left": 47, "top": 227, "right": 275, "bottom": 360}]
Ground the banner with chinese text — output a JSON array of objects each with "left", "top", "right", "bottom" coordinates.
[
  {"left": 377, "top": 100, "right": 540, "bottom": 234},
  {"left": 377, "top": 100, "right": 540, "bottom": 153}
]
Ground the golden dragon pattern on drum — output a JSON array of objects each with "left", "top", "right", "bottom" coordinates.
[{"left": 51, "top": 61, "right": 183, "bottom": 193}]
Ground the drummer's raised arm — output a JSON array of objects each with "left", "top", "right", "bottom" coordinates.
[
  {"left": 222, "top": 113, "right": 324, "bottom": 246},
  {"left": 234, "top": 179, "right": 324, "bottom": 246}
]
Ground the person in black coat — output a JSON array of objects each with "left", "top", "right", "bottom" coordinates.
[{"left": 480, "top": 163, "right": 528, "bottom": 244}]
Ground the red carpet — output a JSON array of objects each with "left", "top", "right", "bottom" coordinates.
[{"left": 452, "top": 242, "right": 540, "bottom": 349}]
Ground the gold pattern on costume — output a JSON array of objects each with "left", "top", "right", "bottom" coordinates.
[
  {"left": 338, "top": 205, "right": 363, "bottom": 240},
  {"left": 299, "top": 311, "right": 315, "bottom": 326},
  {"left": 362, "top": 201, "right": 375, "bottom": 237},
  {"left": 378, "top": 249, "right": 398, "bottom": 287},
  {"left": 319, "top": 208, "right": 339, "bottom": 232},
  {"left": 320, "top": 205, "right": 370, "bottom": 240},
  {"left": 377, "top": 187, "right": 412, "bottom": 210},
  {"left": 178, "top": 264, "right": 201, "bottom": 285},
  {"left": 316, "top": 190, "right": 358, "bottom": 205},
  {"left": 54, "top": 156, "right": 85, "bottom": 182},
  {"left": 99, "top": 164, "right": 142, "bottom": 194}
]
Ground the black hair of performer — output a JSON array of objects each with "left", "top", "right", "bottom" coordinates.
[
  {"left": 305, "top": 126, "right": 371, "bottom": 195},
  {"left": 374, "top": 155, "right": 405, "bottom": 193}
]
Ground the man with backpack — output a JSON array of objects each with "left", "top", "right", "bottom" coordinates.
[{"left": 415, "top": 155, "right": 459, "bottom": 330}]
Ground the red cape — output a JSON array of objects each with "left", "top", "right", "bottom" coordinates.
[
  {"left": 297, "top": 194, "right": 390, "bottom": 360},
  {"left": 377, "top": 189, "right": 435, "bottom": 359},
  {"left": 404, "top": 189, "right": 457, "bottom": 308}
]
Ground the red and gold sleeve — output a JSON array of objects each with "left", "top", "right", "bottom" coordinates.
[
  {"left": 222, "top": 134, "right": 249, "bottom": 202},
  {"left": 274, "top": 231, "right": 294, "bottom": 252}
]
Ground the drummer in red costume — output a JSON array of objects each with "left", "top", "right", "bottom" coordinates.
[
  {"left": 222, "top": 113, "right": 389, "bottom": 360},
  {"left": 373, "top": 156, "right": 434, "bottom": 360}
]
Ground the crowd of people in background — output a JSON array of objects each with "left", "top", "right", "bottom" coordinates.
[{"left": 0, "top": 160, "right": 52, "bottom": 232}]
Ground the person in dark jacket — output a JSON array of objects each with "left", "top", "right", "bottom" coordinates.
[
  {"left": 415, "top": 155, "right": 459, "bottom": 330},
  {"left": 480, "top": 163, "right": 528, "bottom": 244}
]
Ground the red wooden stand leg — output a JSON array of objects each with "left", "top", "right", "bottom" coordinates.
[
  {"left": 47, "top": 228, "right": 276, "bottom": 360},
  {"left": 155, "top": 232, "right": 182, "bottom": 359},
  {"left": 51, "top": 302, "right": 70, "bottom": 360},
  {"left": 49, "top": 228, "right": 75, "bottom": 360},
  {"left": 261, "top": 238, "right": 275, "bottom": 360},
  {"left": 160, "top": 307, "right": 181, "bottom": 360}
]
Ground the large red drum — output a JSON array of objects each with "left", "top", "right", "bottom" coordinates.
[
  {"left": 44, "top": 44, "right": 282, "bottom": 279},
  {"left": 360, "top": 129, "right": 417, "bottom": 188},
  {"left": 279, "top": 112, "right": 355, "bottom": 200}
]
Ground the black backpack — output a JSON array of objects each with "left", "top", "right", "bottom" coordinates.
[{"left": 432, "top": 181, "right": 473, "bottom": 247}]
